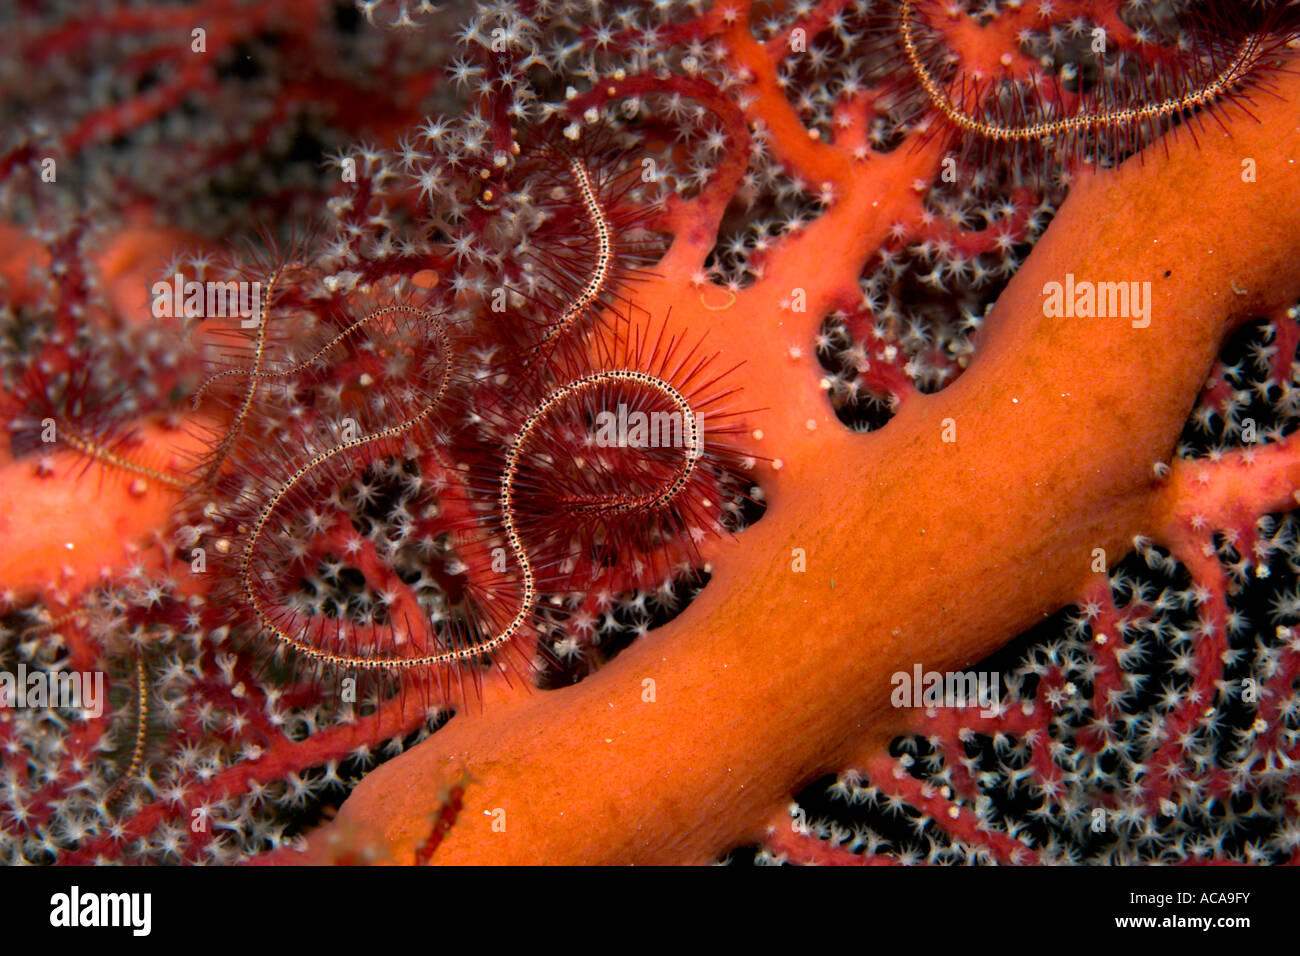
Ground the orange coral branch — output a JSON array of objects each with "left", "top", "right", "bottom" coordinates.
[{"left": 0, "top": 420, "right": 206, "bottom": 599}]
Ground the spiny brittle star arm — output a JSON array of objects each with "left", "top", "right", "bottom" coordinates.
[{"left": 900, "top": 0, "right": 1266, "bottom": 141}]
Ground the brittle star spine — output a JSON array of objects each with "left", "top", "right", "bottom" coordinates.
[
  {"left": 190, "top": 304, "right": 396, "bottom": 404},
  {"left": 244, "top": 365, "right": 699, "bottom": 671},
  {"left": 60, "top": 430, "right": 186, "bottom": 490},
  {"left": 105, "top": 657, "right": 149, "bottom": 802},
  {"left": 537, "top": 152, "right": 612, "bottom": 349},
  {"left": 900, "top": 0, "right": 1266, "bottom": 141},
  {"left": 199, "top": 265, "right": 286, "bottom": 485},
  {"left": 240, "top": 307, "right": 453, "bottom": 669},
  {"left": 498, "top": 370, "right": 701, "bottom": 634}
]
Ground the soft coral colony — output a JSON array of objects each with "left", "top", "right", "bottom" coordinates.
[{"left": 1, "top": 0, "right": 1299, "bottom": 866}]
